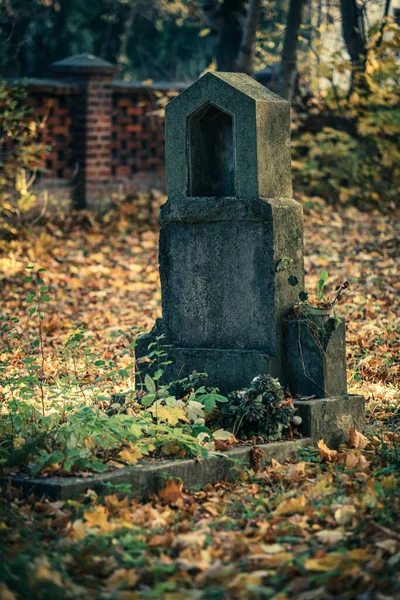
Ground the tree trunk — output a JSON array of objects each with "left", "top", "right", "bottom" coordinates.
[
  {"left": 278, "top": 0, "right": 307, "bottom": 102},
  {"left": 118, "top": 1, "right": 139, "bottom": 67},
  {"left": 235, "top": 0, "right": 261, "bottom": 74},
  {"left": 339, "top": 0, "right": 367, "bottom": 90},
  {"left": 201, "top": 0, "right": 248, "bottom": 71}
]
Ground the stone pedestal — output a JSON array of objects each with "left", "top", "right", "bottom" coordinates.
[
  {"left": 136, "top": 72, "right": 304, "bottom": 392},
  {"left": 293, "top": 395, "right": 365, "bottom": 449},
  {"left": 285, "top": 317, "right": 347, "bottom": 398}
]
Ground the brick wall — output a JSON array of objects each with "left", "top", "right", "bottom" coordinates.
[{"left": 1, "top": 54, "right": 185, "bottom": 211}]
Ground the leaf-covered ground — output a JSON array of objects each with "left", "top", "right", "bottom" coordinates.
[{"left": 1, "top": 196, "right": 399, "bottom": 599}]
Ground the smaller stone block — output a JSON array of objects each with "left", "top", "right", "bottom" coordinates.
[
  {"left": 293, "top": 395, "right": 365, "bottom": 449},
  {"left": 286, "top": 317, "right": 347, "bottom": 398}
]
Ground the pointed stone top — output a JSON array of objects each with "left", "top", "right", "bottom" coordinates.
[
  {"left": 165, "top": 70, "right": 292, "bottom": 201},
  {"left": 51, "top": 53, "right": 119, "bottom": 75},
  {"left": 168, "top": 71, "right": 287, "bottom": 109},
  {"left": 211, "top": 72, "right": 286, "bottom": 103}
]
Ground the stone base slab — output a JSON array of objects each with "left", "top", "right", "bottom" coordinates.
[
  {"left": 294, "top": 395, "right": 365, "bottom": 449},
  {"left": 161, "top": 347, "right": 271, "bottom": 395},
  {"left": 0, "top": 438, "right": 311, "bottom": 501},
  {"left": 135, "top": 323, "right": 271, "bottom": 394}
]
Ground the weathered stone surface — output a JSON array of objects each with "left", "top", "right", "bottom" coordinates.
[
  {"left": 294, "top": 395, "right": 365, "bottom": 449},
  {"left": 165, "top": 71, "right": 292, "bottom": 201},
  {"left": 158, "top": 198, "right": 303, "bottom": 385},
  {"left": 0, "top": 438, "right": 312, "bottom": 500},
  {"left": 136, "top": 320, "right": 270, "bottom": 393},
  {"left": 285, "top": 317, "right": 347, "bottom": 398},
  {"left": 136, "top": 71, "right": 304, "bottom": 391}
]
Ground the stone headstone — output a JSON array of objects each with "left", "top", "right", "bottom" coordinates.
[{"left": 137, "top": 71, "right": 304, "bottom": 393}]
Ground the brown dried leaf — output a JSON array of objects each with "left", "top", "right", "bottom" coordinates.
[
  {"left": 348, "top": 427, "right": 369, "bottom": 449},
  {"left": 317, "top": 440, "right": 339, "bottom": 463},
  {"left": 158, "top": 478, "right": 184, "bottom": 503}
]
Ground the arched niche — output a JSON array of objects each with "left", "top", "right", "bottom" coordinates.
[{"left": 187, "top": 103, "right": 235, "bottom": 197}]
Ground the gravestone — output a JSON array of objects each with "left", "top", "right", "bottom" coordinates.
[{"left": 136, "top": 72, "right": 304, "bottom": 393}]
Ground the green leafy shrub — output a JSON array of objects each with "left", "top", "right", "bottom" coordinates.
[
  {"left": 226, "top": 375, "right": 297, "bottom": 441},
  {"left": 0, "top": 84, "right": 48, "bottom": 235},
  {"left": 293, "top": 22, "right": 400, "bottom": 208}
]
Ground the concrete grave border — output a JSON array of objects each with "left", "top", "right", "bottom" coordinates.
[
  {"left": 0, "top": 394, "right": 364, "bottom": 500},
  {"left": 0, "top": 438, "right": 312, "bottom": 501}
]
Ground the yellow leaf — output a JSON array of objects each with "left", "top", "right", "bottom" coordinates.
[
  {"left": 149, "top": 404, "right": 187, "bottom": 426},
  {"left": 83, "top": 505, "right": 114, "bottom": 533},
  {"left": 198, "top": 28, "right": 211, "bottom": 37},
  {"left": 119, "top": 446, "right": 143, "bottom": 465},
  {"left": 381, "top": 474, "right": 397, "bottom": 490},
  {"left": 104, "top": 494, "right": 129, "bottom": 510},
  {"left": 276, "top": 495, "right": 307, "bottom": 516},
  {"left": 304, "top": 553, "right": 343, "bottom": 572},
  {"left": 71, "top": 518, "right": 87, "bottom": 541},
  {"left": 348, "top": 548, "right": 371, "bottom": 561},
  {"left": 318, "top": 440, "right": 338, "bottom": 463},
  {"left": 141, "top": 78, "right": 153, "bottom": 85},
  {"left": 173, "top": 531, "right": 207, "bottom": 549},
  {"left": 334, "top": 505, "right": 356, "bottom": 526},
  {"left": 31, "top": 556, "right": 62, "bottom": 587},
  {"left": 106, "top": 568, "right": 139, "bottom": 590}
]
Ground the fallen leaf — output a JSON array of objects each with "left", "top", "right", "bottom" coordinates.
[
  {"left": 31, "top": 556, "right": 63, "bottom": 587},
  {"left": 173, "top": 531, "right": 207, "bottom": 549},
  {"left": 381, "top": 474, "right": 397, "bottom": 490},
  {"left": 334, "top": 505, "right": 357, "bottom": 526},
  {"left": 276, "top": 495, "right": 307, "bottom": 516},
  {"left": 215, "top": 434, "right": 237, "bottom": 452},
  {"left": 158, "top": 478, "right": 184, "bottom": 503},
  {"left": 376, "top": 539, "right": 397, "bottom": 554},
  {"left": 106, "top": 568, "right": 139, "bottom": 590},
  {"left": 318, "top": 440, "right": 338, "bottom": 462},
  {"left": 345, "top": 452, "right": 359, "bottom": 469},
  {"left": 71, "top": 519, "right": 87, "bottom": 541},
  {"left": 304, "top": 553, "right": 343, "bottom": 572},
  {"left": 261, "top": 543, "right": 287, "bottom": 554},
  {"left": 287, "top": 461, "right": 306, "bottom": 481},
  {"left": 315, "top": 529, "right": 345, "bottom": 544},
  {"left": 0, "top": 584, "right": 17, "bottom": 600},
  {"left": 348, "top": 427, "right": 369, "bottom": 449},
  {"left": 345, "top": 451, "right": 370, "bottom": 470},
  {"left": 119, "top": 446, "right": 143, "bottom": 465},
  {"left": 83, "top": 505, "right": 114, "bottom": 532}
]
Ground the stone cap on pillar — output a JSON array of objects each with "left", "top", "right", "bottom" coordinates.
[
  {"left": 165, "top": 71, "right": 292, "bottom": 202},
  {"left": 51, "top": 53, "right": 119, "bottom": 77}
]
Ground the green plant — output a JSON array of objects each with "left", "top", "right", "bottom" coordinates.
[
  {"left": 0, "top": 84, "right": 49, "bottom": 234},
  {"left": 288, "top": 271, "right": 369, "bottom": 318},
  {"left": 225, "top": 375, "right": 297, "bottom": 441},
  {"left": 293, "top": 21, "right": 400, "bottom": 208},
  {"left": 288, "top": 269, "right": 331, "bottom": 308},
  {"left": 0, "top": 272, "right": 234, "bottom": 476}
]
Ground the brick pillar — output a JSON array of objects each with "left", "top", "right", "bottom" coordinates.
[{"left": 51, "top": 53, "right": 119, "bottom": 210}]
